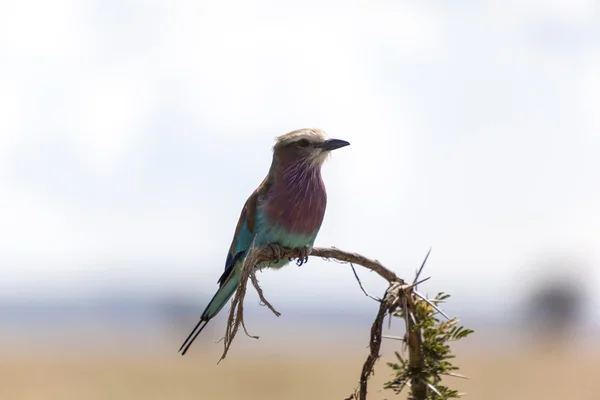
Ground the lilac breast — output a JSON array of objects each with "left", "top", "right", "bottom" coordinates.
[{"left": 262, "top": 163, "right": 327, "bottom": 236}]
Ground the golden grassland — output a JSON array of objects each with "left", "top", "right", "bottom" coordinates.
[{"left": 2, "top": 337, "right": 599, "bottom": 400}]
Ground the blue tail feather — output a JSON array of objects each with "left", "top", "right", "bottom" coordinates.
[{"left": 179, "top": 269, "right": 240, "bottom": 355}]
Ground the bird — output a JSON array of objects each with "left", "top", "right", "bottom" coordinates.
[{"left": 179, "top": 128, "right": 350, "bottom": 355}]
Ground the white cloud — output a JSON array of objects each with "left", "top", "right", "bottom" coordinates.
[
  {"left": 504, "top": 0, "right": 599, "bottom": 24},
  {"left": 0, "top": 0, "right": 84, "bottom": 59},
  {"left": 0, "top": 186, "right": 80, "bottom": 257},
  {"left": 153, "top": 0, "right": 442, "bottom": 133},
  {"left": 580, "top": 53, "right": 600, "bottom": 135},
  {"left": 0, "top": 0, "right": 599, "bottom": 310},
  {"left": 0, "top": 79, "right": 25, "bottom": 157},
  {"left": 65, "top": 63, "right": 157, "bottom": 174}
]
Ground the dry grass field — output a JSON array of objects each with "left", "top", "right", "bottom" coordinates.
[{"left": 2, "top": 334, "right": 599, "bottom": 400}]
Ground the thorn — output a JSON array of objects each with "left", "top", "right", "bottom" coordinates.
[
  {"left": 401, "top": 295, "right": 410, "bottom": 334},
  {"left": 442, "top": 372, "right": 470, "bottom": 379},
  {"left": 413, "top": 290, "right": 451, "bottom": 320},
  {"left": 408, "top": 309, "right": 417, "bottom": 325},
  {"left": 382, "top": 335, "right": 406, "bottom": 341},
  {"left": 413, "top": 247, "right": 432, "bottom": 287},
  {"left": 405, "top": 276, "right": 431, "bottom": 290},
  {"left": 425, "top": 381, "right": 442, "bottom": 397}
]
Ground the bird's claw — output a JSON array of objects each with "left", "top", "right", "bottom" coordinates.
[
  {"left": 295, "top": 246, "right": 310, "bottom": 267},
  {"left": 268, "top": 244, "right": 284, "bottom": 265},
  {"left": 269, "top": 245, "right": 309, "bottom": 266}
]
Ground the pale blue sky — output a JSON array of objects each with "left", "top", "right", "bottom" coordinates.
[{"left": 1, "top": 0, "right": 599, "bottom": 319}]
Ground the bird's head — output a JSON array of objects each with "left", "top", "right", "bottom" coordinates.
[{"left": 273, "top": 128, "right": 350, "bottom": 167}]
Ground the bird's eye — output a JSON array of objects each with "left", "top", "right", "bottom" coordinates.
[{"left": 297, "top": 139, "right": 310, "bottom": 148}]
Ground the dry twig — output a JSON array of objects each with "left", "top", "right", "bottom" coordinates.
[
  {"left": 217, "top": 245, "right": 437, "bottom": 400},
  {"left": 250, "top": 268, "right": 281, "bottom": 317},
  {"left": 354, "top": 282, "right": 400, "bottom": 400}
]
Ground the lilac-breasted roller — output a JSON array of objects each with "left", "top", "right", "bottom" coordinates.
[{"left": 179, "top": 128, "right": 349, "bottom": 355}]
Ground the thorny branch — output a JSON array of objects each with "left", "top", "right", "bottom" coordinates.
[
  {"left": 220, "top": 246, "right": 403, "bottom": 358},
  {"left": 218, "top": 245, "right": 462, "bottom": 400},
  {"left": 405, "top": 288, "right": 428, "bottom": 399},
  {"left": 356, "top": 282, "right": 397, "bottom": 399}
]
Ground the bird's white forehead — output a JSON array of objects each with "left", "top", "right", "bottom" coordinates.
[{"left": 275, "top": 128, "right": 327, "bottom": 146}]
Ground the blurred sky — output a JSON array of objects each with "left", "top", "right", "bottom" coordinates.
[{"left": 1, "top": 0, "right": 599, "bottom": 321}]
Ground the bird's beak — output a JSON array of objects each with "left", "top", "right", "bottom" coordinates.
[{"left": 322, "top": 139, "right": 350, "bottom": 151}]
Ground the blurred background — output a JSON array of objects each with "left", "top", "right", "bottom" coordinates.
[{"left": 1, "top": 0, "right": 599, "bottom": 398}]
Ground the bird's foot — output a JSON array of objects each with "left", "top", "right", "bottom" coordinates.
[
  {"left": 294, "top": 246, "right": 311, "bottom": 266},
  {"left": 268, "top": 244, "right": 284, "bottom": 264}
]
